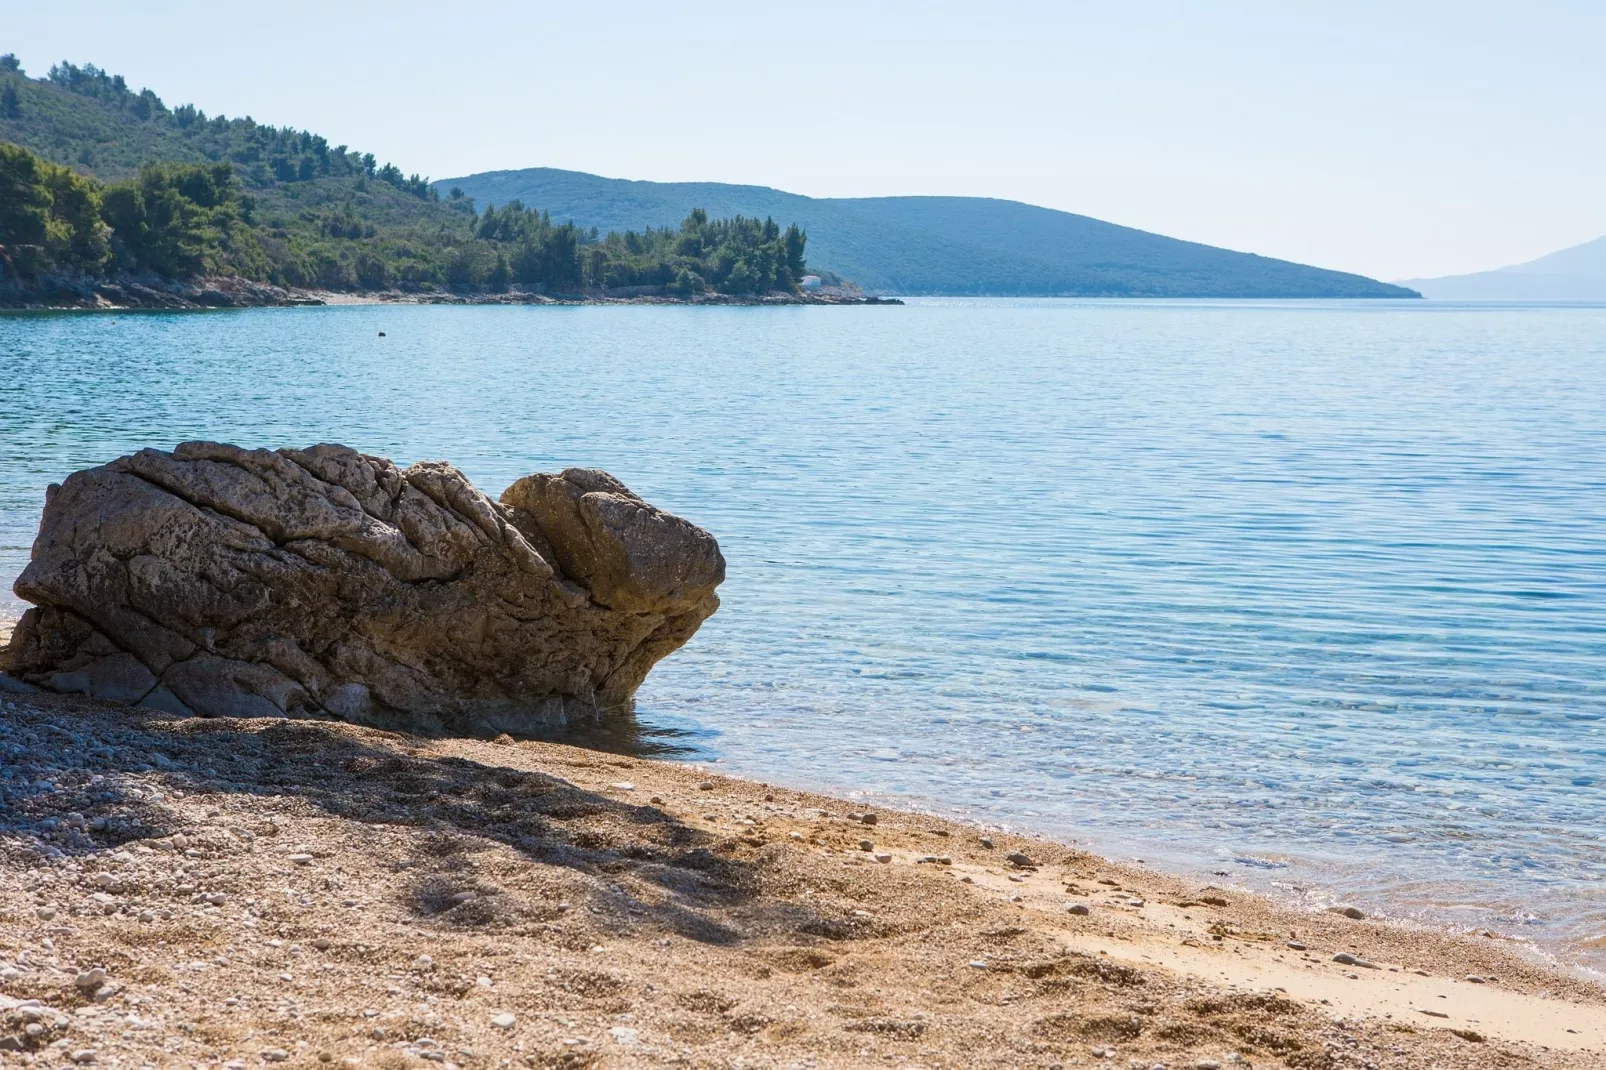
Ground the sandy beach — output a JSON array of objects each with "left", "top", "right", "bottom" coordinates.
[{"left": 0, "top": 681, "right": 1601, "bottom": 1069}]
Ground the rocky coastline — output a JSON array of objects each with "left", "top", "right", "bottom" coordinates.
[
  {"left": 3, "top": 446, "right": 1600, "bottom": 1066},
  {"left": 0, "top": 274, "right": 902, "bottom": 311}
]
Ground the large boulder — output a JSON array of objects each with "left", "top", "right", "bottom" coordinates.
[{"left": 0, "top": 443, "right": 724, "bottom": 733}]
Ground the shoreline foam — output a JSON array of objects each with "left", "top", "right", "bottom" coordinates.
[{"left": 0, "top": 685, "right": 1601, "bottom": 1067}]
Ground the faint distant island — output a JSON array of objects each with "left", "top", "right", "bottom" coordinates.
[
  {"left": 1398, "top": 233, "right": 1606, "bottom": 300},
  {"left": 0, "top": 58, "right": 872, "bottom": 309}
]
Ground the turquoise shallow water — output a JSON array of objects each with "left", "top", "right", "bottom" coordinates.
[{"left": 2, "top": 299, "right": 1603, "bottom": 967}]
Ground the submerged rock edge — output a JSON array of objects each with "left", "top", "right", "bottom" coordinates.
[{"left": 0, "top": 442, "right": 724, "bottom": 734}]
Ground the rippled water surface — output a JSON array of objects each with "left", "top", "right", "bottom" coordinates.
[{"left": 2, "top": 300, "right": 1603, "bottom": 966}]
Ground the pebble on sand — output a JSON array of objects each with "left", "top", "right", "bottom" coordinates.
[
  {"left": 1067, "top": 904, "right": 1091, "bottom": 916},
  {"left": 491, "top": 1013, "right": 516, "bottom": 1030},
  {"left": 1332, "top": 952, "right": 1380, "bottom": 970}
]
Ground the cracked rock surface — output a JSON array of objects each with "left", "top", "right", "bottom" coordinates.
[{"left": 0, "top": 443, "right": 723, "bottom": 733}]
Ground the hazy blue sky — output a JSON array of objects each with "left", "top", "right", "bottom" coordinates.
[{"left": 7, "top": 1, "right": 1603, "bottom": 280}]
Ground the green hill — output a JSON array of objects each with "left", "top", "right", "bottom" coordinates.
[
  {"left": 441, "top": 168, "right": 1418, "bottom": 298},
  {"left": 0, "top": 58, "right": 810, "bottom": 300}
]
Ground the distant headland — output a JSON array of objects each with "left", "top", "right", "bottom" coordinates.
[
  {"left": 0, "top": 55, "right": 1411, "bottom": 305},
  {"left": 0, "top": 58, "right": 859, "bottom": 309},
  {"left": 440, "top": 168, "right": 1422, "bottom": 300}
]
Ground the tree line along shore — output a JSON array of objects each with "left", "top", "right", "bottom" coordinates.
[{"left": 0, "top": 57, "right": 835, "bottom": 308}]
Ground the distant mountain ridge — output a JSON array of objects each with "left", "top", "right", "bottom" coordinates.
[
  {"left": 1400, "top": 234, "right": 1606, "bottom": 300},
  {"left": 439, "top": 167, "right": 1419, "bottom": 299}
]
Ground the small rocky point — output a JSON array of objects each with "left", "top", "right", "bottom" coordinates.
[{"left": 0, "top": 442, "right": 724, "bottom": 733}]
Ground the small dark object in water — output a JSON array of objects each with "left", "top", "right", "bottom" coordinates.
[{"left": 378, "top": 331, "right": 386, "bottom": 337}]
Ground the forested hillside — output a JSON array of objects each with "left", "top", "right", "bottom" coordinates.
[
  {"left": 0, "top": 57, "right": 809, "bottom": 300},
  {"left": 444, "top": 168, "right": 1420, "bottom": 298}
]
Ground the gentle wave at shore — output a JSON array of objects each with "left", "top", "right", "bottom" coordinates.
[{"left": 1, "top": 298, "right": 1603, "bottom": 968}]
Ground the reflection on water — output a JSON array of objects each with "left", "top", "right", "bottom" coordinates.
[
  {"left": 506, "top": 709, "right": 718, "bottom": 760},
  {"left": 1, "top": 299, "right": 1603, "bottom": 970}
]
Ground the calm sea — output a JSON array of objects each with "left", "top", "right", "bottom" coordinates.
[{"left": 2, "top": 299, "right": 1603, "bottom": 969}]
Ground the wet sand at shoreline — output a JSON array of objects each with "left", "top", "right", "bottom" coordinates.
[{"left": 0, "top": 683, "right": 1601, "bottom": 1068}]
